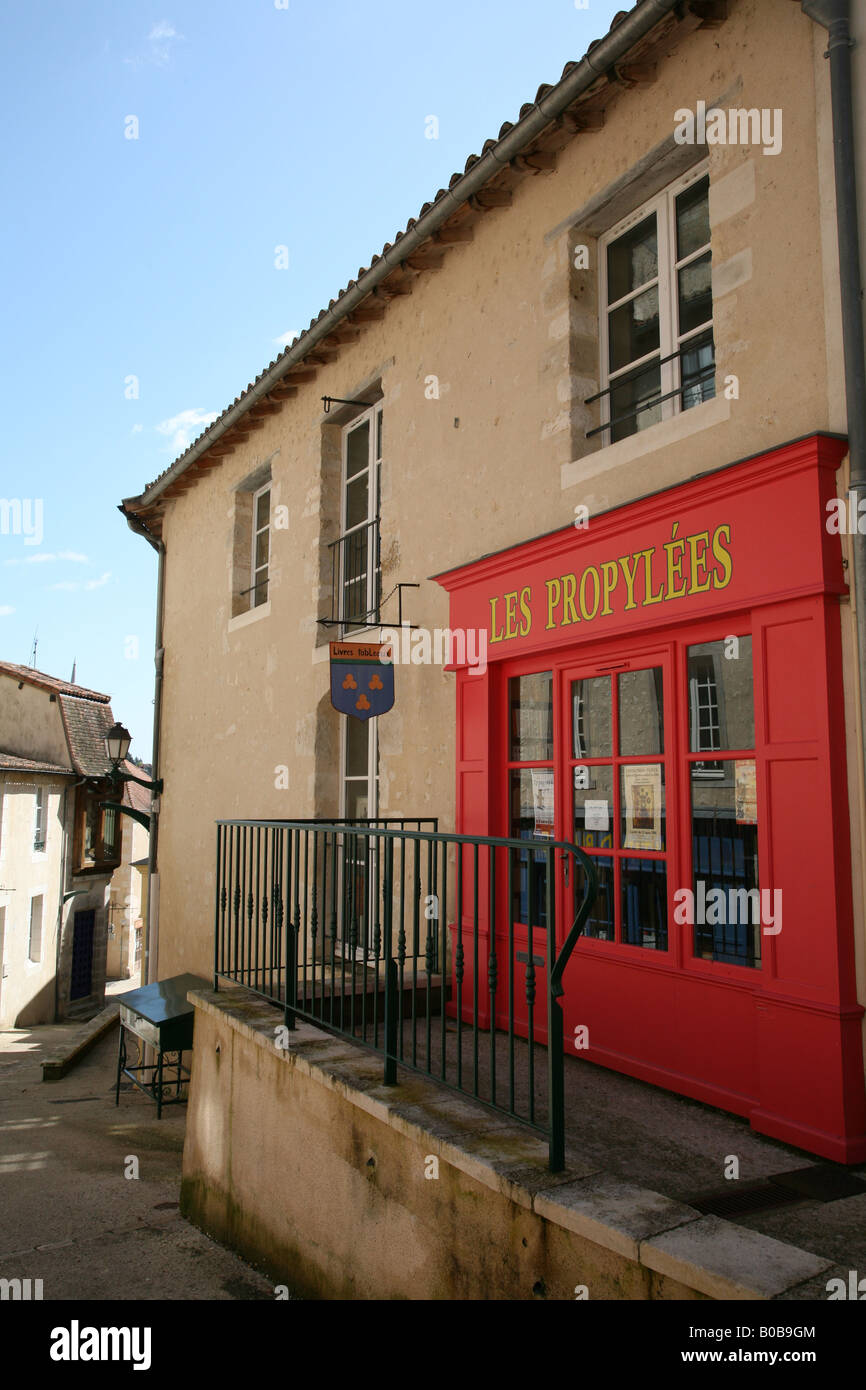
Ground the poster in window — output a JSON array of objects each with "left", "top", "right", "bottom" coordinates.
[
  {"left": 735, "top": 759, "right": 757, "bottom": 825},
  {"left": 530, "top": 768, "right": 555, "bottom": 839},
  {"left": 585, "top": 800, "right": 609, "bottom": 832},
  {"left": 622, "top": 763, "right": 663, "bottom": 851}
]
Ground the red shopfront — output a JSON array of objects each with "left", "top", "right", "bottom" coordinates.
[{"left": 435, "top": 434, "right": 866, "bottom": 1163}]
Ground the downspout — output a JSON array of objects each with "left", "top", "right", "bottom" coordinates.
[
  {"left": 802, "top": 0, "right": 866, "bottom": 877},
  {"left": 118, "top": 505, "right": 165, "bottom": 987}
]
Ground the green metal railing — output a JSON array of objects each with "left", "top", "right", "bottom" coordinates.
[{"left": 213, "top": 819, "right": 596, "bottom": 1170}]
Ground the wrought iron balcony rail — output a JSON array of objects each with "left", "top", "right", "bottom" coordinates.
[
  {"left": 213, "top": 818, "right": 597, "bottom": 1170},
  {"left": 319, "top": 519, "right": 382, "bottom": 631}
]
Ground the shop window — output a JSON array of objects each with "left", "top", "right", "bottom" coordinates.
[
  {"left": 688, "top": 637, "right": 760, "bottom": 967},
  {"left": 572, "top": 665, "right": 667, "bottom": 951},
  {"left": 593, "top": 166, "right": 714, "bottom": 444},
  {"left": 509, "top": 673, "right": 554, "bottom": 929},
  {"left": 335, "top": 405, "right": 382, "bottom": 634}
]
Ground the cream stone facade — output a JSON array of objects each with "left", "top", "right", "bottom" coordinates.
[
  {"left": 0, "top": 665, "right": 133, "bottom": 1024},
  {"left": 123, "top": 0, "right": 866, "bottom": 1153}
]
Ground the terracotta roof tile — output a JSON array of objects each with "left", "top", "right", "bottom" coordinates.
[
  {"left": 0, "top": 661, "right": 110, "bottom": 703},
  {"left": 58, "top": 694, "right": 116, "bottom": 777},
  {"left": 0, "top": 751, "right": 74, "bottom": 776}
]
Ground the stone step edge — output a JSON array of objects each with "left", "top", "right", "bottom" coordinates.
[{"left": 41, "top": 1002, "right": 120, "bottom": 1081}]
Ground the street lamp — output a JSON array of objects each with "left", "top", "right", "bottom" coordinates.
[{"left": 102, "top": 722, "right": 163, "bottom": 805}]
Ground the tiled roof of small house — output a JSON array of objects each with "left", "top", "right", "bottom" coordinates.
[
  {"left": 0, "top": 751, "right": 75, "bottom": 775},
  {"left": 57, "top": 695, "right": 116, "bottom": 778},
  {"left": 0, "top": 660, "right": 110, "bottom": 704}
]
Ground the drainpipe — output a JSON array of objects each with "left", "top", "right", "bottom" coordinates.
[
  {"left": 801, "top": 0, "right": 866, "bottom": 868},
  {"left": 118, "top": 505, "right": 165, "bottom": 987}
]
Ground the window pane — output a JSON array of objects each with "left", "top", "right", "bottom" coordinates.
[
  {"left": 608, "top": 285, "right": 660, "bottom": 373},
  {"left": 688, "top": 638, "right": 754, "bottom": 751},
  {"left": 678, "top": 251, "right": 712, "bottom": 336},
  {"left": 692, "top": 767, "right": 761, "bottom": 967},
  {"left": 607, "top": 215, "right": 658, "bottom": 303},
  {"left": 619, "top": 668, "right": 664, "bottom": 754},
  {"left": 621, "top": 859, "right": 667, "bottom": 950},
  {"left": 376, "top": 411, "right": 383, "bottom": 461},
  {"left": 509, "top": 673, "right": 553, "bottom": 762},
  {"left": 346, "top": 420, "right": 370, "bottom": 479},
  {"left": 345, "top": 781, "right": 369, "bottom": 820},
  {"left": 681, "top": 332, "right": 716, "bottom": 410},
  {"left": 573, "top": 764, "right": 613, "bottom": 850},
  {"left": 676, "top": 176, "right": 710, "bottom": 260},
  {"left": 621, "top": 763, "right": 665, "bottom": 851},
  {"left": 574, "top": 855, "right": 614, "bottom": 941},
  {"left": 255, "top": 529, "right": 269, "bottom": 570},
  {"left": 572, "top": 676, "right": 612, "bottom": 758},
  {"left": 255, "top": 489, "right": 270, "bottom": 530},
  {"left": 509, "top": 770, "right": 552, "bottom": 928},
  {"left": 345, "top": 717, "right": 368, "bottom": 779},
  {"left": 253, "top": 573, "right": 268, "bottom": 606},
  {"left": 609, "top": 361, "right": 661, "bottom": 443},
  {"left": 345, "top": 474, "right": 369, "bottom": 531}
]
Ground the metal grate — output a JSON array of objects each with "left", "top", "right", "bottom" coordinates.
[{"left": 685, "top": 1164, "right": 866, "bottom": 1218}]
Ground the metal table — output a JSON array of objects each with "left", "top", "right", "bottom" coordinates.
[{"left": 114, "top": 973, "right": 209, "bottom": 1118}]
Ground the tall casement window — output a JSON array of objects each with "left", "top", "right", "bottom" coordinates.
[
  {"left": 33, "top": 786, "right": 46, "bottom": 852},
  {"left": 598, "top": 165, "right": 714, "bottom": 444},
  {"left": 231, "top": 464, "right": 273, "bottom": 619},
  {"left": 250, "top": 483, "right": 271, "bottom": 609},
  {"left": 29, "top": 894, "right": 43, "bottom": 963},
  {"left": 338, "top": 405, "right": 382, "bottom": 634},
  {"left": 342, "top": 716, "right": 378, "bottom": 821},
  {"left": 508, "top": 672, "right": 554, "bottom": 931}
]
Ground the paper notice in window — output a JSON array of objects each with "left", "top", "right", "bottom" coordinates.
[
  {"left": 622, "top": 763, "right": 663, "bottom": 851},
  {"left": 584, "top": 800, "right": 609, "bottom": 832},
  {"left": 530, "top": 768, "right": 555, "bottom": 839},
  {"left": 735, "top": 760, "right": 757, "bottom": 825}
]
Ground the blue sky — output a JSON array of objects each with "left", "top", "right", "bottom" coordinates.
[{"left": 0, "top": 0, "right": 624, "bottom": 759}]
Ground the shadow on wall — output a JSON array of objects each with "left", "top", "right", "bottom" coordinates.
[{"left": 13, "top": 978, "right": 56, "bottom": 1028}]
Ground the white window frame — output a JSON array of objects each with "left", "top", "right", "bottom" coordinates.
[
  {"left": 339, "top": 717, "right": 379, "bottom": 962},
  {"left": 250, "top": 482, "right": 271, "bottom": 610},
  {"left": 29, "top": 893, "right": 43, "bottom": 963},
  {"left": 339, "top": 403, "right": 382, "bottom": 636},
  {"left": 598, "top": 162, "right": 713, "bottom": 444},
  {"left": 33, "top": 786, "right": 46, "bottom": 853}
]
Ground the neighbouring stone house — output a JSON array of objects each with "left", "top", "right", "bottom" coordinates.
[{"left": 0, "top": 662, "right": 133, "bottom": 1025}]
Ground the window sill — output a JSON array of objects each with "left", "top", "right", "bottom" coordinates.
[
  {"left": 561, "top": 395, "right": 730, "bottom": 492},
  {"left": 228, "top": 601, "right": 271, "bottom": 634}
]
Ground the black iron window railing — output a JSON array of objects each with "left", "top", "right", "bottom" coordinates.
[
  {"left": 213, "top": 817, "right": 597, "bottom": 1170},
  {"left": 325, "top": 518, "right": 381, "bottom": 632},
  {"left": 585, "top": 333, "right": 716, "bottom": 443}
]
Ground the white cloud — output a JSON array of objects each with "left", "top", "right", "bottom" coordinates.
[
  {"left": 274, "top": 330, "right": 300, "bottom": 348},
  {"left": 148, "top": 20, "right": 178, "bottom": 40},
  {"left": 0, "top": 605, "right": 14, "bottom": 616},
  {"left": 124, "top": 19, "right": 183, "bottom": 68},
  {"left": 47, "top": 581, "right": 79, "bottom": 592},
  {"left": 86, "top": 572, "right": 111, "bottom": 590},
  {"left": 131, "top": 424, "right": 143, "bottom": 434},
  {"left": 156, "top": 407, "right": 219, "bottom": 454},
  {"left": 47, "top": 572, "right": 109, "bottom": 593},
  {"left": 5, "top": 551, "right": 89, "bottom": 567}
]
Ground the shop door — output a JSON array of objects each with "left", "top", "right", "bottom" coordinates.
[{"left": 562, "top": 655, "right": 670, "bottom": 958}]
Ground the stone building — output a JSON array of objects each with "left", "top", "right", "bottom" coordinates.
[{"left": 121, "top": 0, "right": 866, "bottom": 1163}]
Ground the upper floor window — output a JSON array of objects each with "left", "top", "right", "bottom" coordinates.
[
  {"left": 33, "top": 786, "right": 46, "bottom": 852},
  {"left": 597, "top": 166, "right": 714, "bottom": 444},
  {"left": 336, "top": 404, "right": 382, "bottom": 634},
  {"left": 231, "top": 465, "right": 272, "bottom": 619},
  {"left": 250, "top": 483, "right": 270, "bottom": 609},
  {"left": 73, "top": 786, "right": 121, "bottom": 874}
]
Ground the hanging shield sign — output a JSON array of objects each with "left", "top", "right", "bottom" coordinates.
[{"left": 330, "top": 642, "right": 394, "bottom": 721}]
